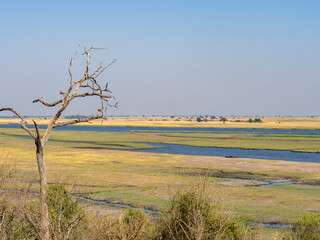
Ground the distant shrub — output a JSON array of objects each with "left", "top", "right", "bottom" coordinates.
[
  {"left": 248, "top": 118, "right": 262, "bottom": 123},
  {"left": 197, "top": 117, "right": 202, "bottom": 122},
  {"left": 64, "top": 115, "right": 88, "bottom": 119},
  {"left": 220, "top": 117, "right": 228, "bottom": 124},
  {"left": 253, "top": 118, "right": 262, "bottom": 123}
]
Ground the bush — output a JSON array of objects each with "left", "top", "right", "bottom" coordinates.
[
  {"left": 47, "top": 184, "right": 85, "bottom": 239},
  {"left": 220, "top": 117, "right": 228, "bottom": 124},
  {"left": 0, "top": 197, "right": 39, "bottom": 239},
  {"left": 16, "top": 184, "right": 86, "bottom": 239},
  {"left": 84, "top": 209, "right": 151, "bottom": 240},
  {"left": 156, "top": 181, "right": 253, "bottom": 240},
  {"left": 282, "top": 213, "right": 320, "bottom": 240},
  {"left": 197, "top": 117, "right": 203, "bottom": 122},
  {"left": 253, "top": 118, "right": 262, "bottom": 123}
]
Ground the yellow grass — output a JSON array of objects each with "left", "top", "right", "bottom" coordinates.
[
  {"left": 1, "top": 116, "right": 320, "bottom": 129},
  {"left": 1, "top": 132, "right": 320, "bottom": 224}
]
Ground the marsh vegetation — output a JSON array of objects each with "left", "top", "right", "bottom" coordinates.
[{"left": 0, "top": 118, "right": 319, "bottom": 239}]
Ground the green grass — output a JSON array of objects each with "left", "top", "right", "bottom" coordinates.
[
  {"left": 1, "top": 127, "right": 320, "bottom": 152},
  {"left": 0, "top": 127, "right": 320, "bottom": 226}
]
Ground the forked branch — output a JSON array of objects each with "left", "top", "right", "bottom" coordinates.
[
  {"left": 30, "top": 46, "right": 116, "bottom": 146},
  {"left": 0, "top": 108, "right": 37, "bottom": 140}
]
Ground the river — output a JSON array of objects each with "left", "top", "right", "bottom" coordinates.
[{"left": 1, "top": 124, "right": 320, "bottom": 163}]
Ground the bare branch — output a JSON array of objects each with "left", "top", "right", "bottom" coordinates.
[
  {"left": 33, "top": 97, "right": 63, "bottom": 107},
  {"left": 107, "top": 102, "right": 119, "bottom": 109},
  {"left": 0, "top": 108, "right": 37, "bottom": 139},
  {"left": 72, "top": 92, "right": 112, "bottom": 100},
  {"left": 53, "top": 116, "right": 102, "bottom": 128},
  {"left": 34, "top": 46, "right": 116, "bottom": 146},
  {"left": 69, "top": 45, "right": 80, "bottom": 84},
  {"left": 81, "top": 47, "right": 108, "bottom": 54},
  {"left": 20, "top": 121, "right": 37, "bottom": 140},
  {"left": 32, "top": 120, "right": 40, "bottom": 139},
  {"left": 0, "top": 108, "right": 24, "bottom": 120},
  {"left": 94, "top": 59, "right": 116, "bottom": 78}
]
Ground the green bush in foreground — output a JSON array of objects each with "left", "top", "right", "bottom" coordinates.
[
  {"left": 4, "top": 182, "right": 320, "bottom": 240},
  {"left": 47, "top": 184, "right": 85, "bottom": 239},
  {"left": 83, "top": 209, "right": 151, "bottom": 240},
  {"left": 281, "top": 213, "right": 320, "bottom": 240},
  {"left": 156, "top": 181, "right": 253, "bottom": 240}
]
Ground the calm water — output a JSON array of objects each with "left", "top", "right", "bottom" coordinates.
[
  {"left": 2, "top": 124, "right": 320, "bottom": 163},
  {"left": 126, "top": 143, "right": 320, "bottom": 163},
  {"left": 1, "top": 123, "right": 320, "bottom": 135}
]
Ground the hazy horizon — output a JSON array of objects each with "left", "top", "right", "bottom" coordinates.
[{"left": 1, "top": 1, "right": 319, "bottom": 117}]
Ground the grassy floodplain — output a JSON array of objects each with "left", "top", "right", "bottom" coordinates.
[
  {"left": 0, "top": 117, "right": 320, "bottom": 238},
  {"left": 1, "top": 116, "right": 320, "bottom": 129}
]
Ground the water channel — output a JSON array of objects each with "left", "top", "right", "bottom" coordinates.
[{"left": 2, "top": 124, "right": 320, "bottom": 163}]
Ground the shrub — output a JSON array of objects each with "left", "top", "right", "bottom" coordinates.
[
  {"left": 156, "top": 180, "right": 253, "bottom": 240},
  {"left": 0, "top": 197, "right": 39, "bottom": 239},
  {"left": 253, "top": 118, "right": 262, "bottom": 123},
  {"left": 18, "top": 184, "right": 86, "bottom": 239},
  {"left": 84, "top": 209, "right": 151, "bottom": 240},
  {"left": 197, "top": 117, "right": 203, "bottom": 122},
  {"left": 220, "top": 117, "right": 228, "bottom": 124},
  {"left": 281, "top": 213, "right": 320, "bottom": 240},
  {"left": 47, "top": 184, "right": 85, "bottom": 239}
]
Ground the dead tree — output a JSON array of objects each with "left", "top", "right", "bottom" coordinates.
[{"left": 0, "top": 47, "right": 116, "bottom": 240}]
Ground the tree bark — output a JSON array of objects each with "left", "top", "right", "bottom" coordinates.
[{"left": 35, "top": 140, "right": 50, "bottom": 240}]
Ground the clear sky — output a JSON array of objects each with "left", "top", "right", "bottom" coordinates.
[{"left": 0, "top": 1, "right": 319, "bottom": 116}]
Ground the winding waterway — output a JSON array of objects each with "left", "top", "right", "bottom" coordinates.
[
  {"left": 126, "top": 142, "right": 320, "bottom": 163},
  {"left": 1, "top": 124, "right": 320, "bottom": 163},
  {"left": 1, "top": 123, "right": 320, "bottom": 135}
]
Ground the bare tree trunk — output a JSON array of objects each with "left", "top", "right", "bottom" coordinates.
[
  {"left": 35, "top": 140, "right": 50, "bottom": 240},
  {"left": 1, "top": 47, "right": 116, "bottom": 240}
]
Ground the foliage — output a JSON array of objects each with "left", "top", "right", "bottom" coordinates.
[
  {"left": 281, "top": 213, "right": 320, "bottom": 240},
  {"left": 47, "top": 184, "right": 85, "bottom": 239},
  {"left": 0, "top": 197, "right": 38, "bottom": 239},
  {"left": 197, "top": 117, "right": 203, "bottom": 122},
  {"left": 249, "top": 118, "right": 263, "bottom": 123},
  {"left": 156, "top": 180, "right": 253, "bottom": 240},
  {"left": 220, "top": 117, "right": 228, "bottom": 123},
  {"left": 253, "top": 118, "right": 263, "bottom": 123},
  {"left": 64, "top": 115, "right": 89, "bottom": 119},
  {"left": 84, "top": 209, "right": 151, "bottom": 240}
]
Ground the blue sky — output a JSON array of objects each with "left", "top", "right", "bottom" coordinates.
[{"left": 0, "top": 1, "right": 319, "bottom": 116}]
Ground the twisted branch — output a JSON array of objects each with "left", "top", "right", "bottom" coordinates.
[
  {"left": 0, "top": 108, "right": 37, "bottom": 139},
  {"left": 34, "top": 46, "right": 116, "bottom": 146},
  {"left": 1, "top": 47, "right": 116, "bottom": 146},
  {"left": 32, "top": 97, "right": 63, "bottom": 107},
  {"left": 53, "top": 116, "right": 103, "bottom": 128}
]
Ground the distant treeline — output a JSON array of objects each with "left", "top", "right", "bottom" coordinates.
[{"left": 64, "top": 115, "right": 89, "bottom": 119}]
